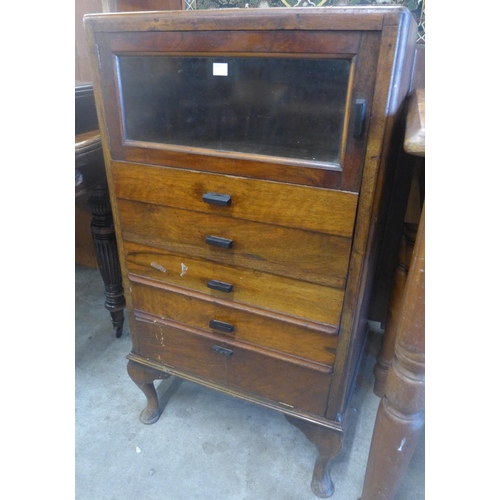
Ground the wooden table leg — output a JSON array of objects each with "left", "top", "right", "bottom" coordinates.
[
  {"left": 88, "top": 181, "right": 126, "bottom": 338},
  {"left": 359, "top": 203, "right": 425, "bottom": 500},
  {"left": 373, "top": 223, "right": 417, "bottom": 396}
]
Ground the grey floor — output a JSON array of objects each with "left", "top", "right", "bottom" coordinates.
[{"left": 76, "top": 265, "right": 424, "bottom": 500}]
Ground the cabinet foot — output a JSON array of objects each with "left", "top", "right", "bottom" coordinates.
[
  {"left": 127, "top": 360, "right": 170, "bottom": 424},
  {"left": 285, "top": 415, "right": 343, "bottom": 498}
]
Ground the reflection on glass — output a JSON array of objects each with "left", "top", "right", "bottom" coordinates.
[{"left": 118, "top": 56, "right": 350, "bottom": 164}]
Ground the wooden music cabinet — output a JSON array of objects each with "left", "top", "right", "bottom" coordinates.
[{"left": 85, "top": 7, "right": 416, "bottom": 497}]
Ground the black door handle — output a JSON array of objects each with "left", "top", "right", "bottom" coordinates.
[
  {"left": 202, "top": 193, "right": 231, "bottom": 206},
  {"left": 353, "top": 98, "right": 366, "bottom": 138},
  {"left": 209, "top": 319, "right": 235, "bottom": 333},
  {"left": 206, "top": 236, "right": 233, "bottom": 249},
  {"left": 207, "top": 280, "right": 233, "bottom": 293}
]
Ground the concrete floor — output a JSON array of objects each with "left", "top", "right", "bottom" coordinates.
[{"left": 76, "top": 264, "right": 424, "bottom": 500}]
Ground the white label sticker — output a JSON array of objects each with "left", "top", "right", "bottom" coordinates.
[{"left": 213, "top": 63, "right": 228, "bottom": 76}]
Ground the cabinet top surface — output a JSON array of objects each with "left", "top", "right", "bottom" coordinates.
[{"left": 84, "top": 6, "right": 413, "bottom": 33}]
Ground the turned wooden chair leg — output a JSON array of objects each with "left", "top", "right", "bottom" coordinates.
[
  {"left": 88, "top": 182, "right": 126, "bottom": 338},
  {"left": 360, "top": 204, "right": 424, "bottom": 500},
  {"left": 285, "top": 415, "right": 343, "bottom": 498},
  {"left": 373, "top": 223, "right": 416, "bottom": 396},
  {"left": 127, "top": 360, "right": 171, "bottom": 424}
]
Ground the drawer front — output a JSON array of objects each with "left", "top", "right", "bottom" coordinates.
[
  {"left": 136, "top": 314, "right": 331, "bottom": 416},
  {"left": 117, "top": 198, "right": 352, "bottom": 288},
  {"left": 131, "top": 280, "right": 337, "bottom": 366},
  {"left": 124, "top": 241, "right": 344, "bottom": 325},
  {"left": 112, "top": 161, "right": 358, "bottom": 238},
  {"left": 228, "top": 347, "right": 331, "bottom": 416},
  {"left": 136, "top": 317, "right": 227, "bottom": 385}
]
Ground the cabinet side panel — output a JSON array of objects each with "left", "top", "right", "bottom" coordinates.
[{"left": 326, "top": 13, "right": 417, "bottom": 423}]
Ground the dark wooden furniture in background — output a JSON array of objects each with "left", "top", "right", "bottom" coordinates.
[
  {"left": 76, "top": 1, "right": 184, "bottom": 327},
  {"left": 76, "top": 1, "right": 185, "bottom": 265},
  {"left": 76, "top": 1, "right": 105, "bottom": 270},
  {"left": 368, "top": 42, "right": 424, "bottom": 334},
  {"left": 85, "top": 8, "right": 417, "bottom": 497},
  {"left": 359, "top": 88, "right": 425, "bottom": 500},
  {"left": 76, "top": 83, "right": 126, "bottom": 337},
  {"left": 372, "top": 43, "right": 424, "bottom": 395}
]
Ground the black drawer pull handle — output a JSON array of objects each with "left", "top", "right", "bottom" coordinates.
[
  {"left": 202, "top": 193, "right": 231, "bottom": 207},
  {"left": 207, "top": 280, "right": 233, "bottom": 293},
  {"left": 209, "top": 319, "right": 235, "bottom": 333},
  {"left": 206, "top": 236, "right": 233, "bottom": 249},
  {"left": 353, "top": 98, "right": 366, "bottom": 138},
  {"left": 212, "top": 345, "right": 233, "bottom": 357}
]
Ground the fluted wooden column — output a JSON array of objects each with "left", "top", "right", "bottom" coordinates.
[
  {"left": 76, "top": 117, "right": 126, "bottom": 338},
  {"left": 88, "top": 182, "right": 126, "bottom": 337}
]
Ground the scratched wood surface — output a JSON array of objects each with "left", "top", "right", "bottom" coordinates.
[
  {"left": 117, "top": 198, "right": 352, "bottom": 288},
  {"left": 131, "top": 279, "right": 338, "bottom": 366},
  {"left": 124, "top": 240, "right": 345, "bottom": 325}
]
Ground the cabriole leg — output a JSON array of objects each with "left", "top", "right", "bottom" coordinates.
[
  {"left": 285, "top": 415, "right": 343, "bottom": 498},
  {"left": 127, "top": 360, "right": 170, "bottom": 424}
]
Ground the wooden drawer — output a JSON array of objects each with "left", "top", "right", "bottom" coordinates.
[
  {"left": 124, "top": 241, "right": 345, "bottom": 325},
  {"left": 136, "top": 314, "right": 331, "bottom": 416},
  {"left": 117, "top": 198, "right": 352, "bottom": 288},
  {"left": 112, "top": 161, "right": 358, "bottom": 237},
  {"left": 227, "top": 346, "right": 331, "bottom": 416},
  {"left": 131, "top": 279, "right": 337, "bottom": 366},
  {"left": 136, "top": 317, "right": 227, "bottom": 385}
]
